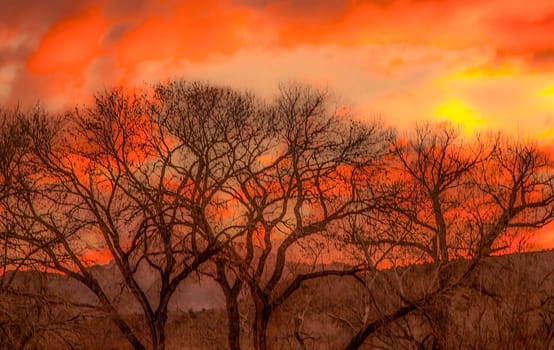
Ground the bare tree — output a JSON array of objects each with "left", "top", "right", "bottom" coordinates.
[
  {"left": 0, "top": 107, "right": 30, "bottom": 284},
  {"left": 0, "top": 107, "right": 99, "bottom": 350},
  {"left": 212, "top": 84, "right": 391, "bottom": 350},
  {"left": 386, "top": 124, "right": 489, "bottom": 264},
  {"left": 3, "top": 81, "right": 264, "bottom": 350},
  {"left": 342, "top": 125, "right": 554, "bottom": 349}
]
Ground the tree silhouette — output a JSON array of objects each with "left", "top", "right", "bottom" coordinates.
[
  {"left": 211, "top": 84, "right": 391, "bottom": 350},
  {"left": 2, "top": 82, "right": 266, "bottom": 350},
  {"left": 1, "top": 83, "right": 554, "bottom": 350},
  {"left": 342, "top": 125, "right": 554, "bottom": 349}
]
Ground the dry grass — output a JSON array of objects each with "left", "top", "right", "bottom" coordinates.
[{"left": 2, "top": 250, "right": 553, "bottom": 349}]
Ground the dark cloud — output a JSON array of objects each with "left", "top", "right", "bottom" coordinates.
[
  {"left": 233, "top": 0, "right": 349, "bottom": 15},
  {"left": 0, "top": 0, "right": 97, "bottom": 71},
  {"left": 234, "top": 0, "right": 394, "bottom": 9},
  {"left": 100, "top": 0, "right": 177, "bottom": 47},
  {"left": 102, "top": 23, "right": 132, "bottom": 46},
  {"left": 2, "top": 65, "right": 48, "bottom": 108},
  {"left": 529, "top": 50, "right": 554, "bottom": 70},
  {"left": 231, "top": 0, "right": 273, "bottom": 7},
  {"left": 0, "top": 43, "right": 30, "bottom": 67},
  {"left": 103, "top": 0, "right": 147, "bottom": 17},
  {"left": 0, "top": 0, "right": 92, "bottom": 29},
  {"left": 102, "top": 0, "right": 175, "bottom": 18},
  {"left": 533, "top": 50, "right": 554, "bottom": 61}
]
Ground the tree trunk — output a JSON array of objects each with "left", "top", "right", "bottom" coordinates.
[
  {"left": 226, "top": 296, "right": 241, "bottom": 350},
  {"left": 216, "top": 260, "right": 243, "bottom": 350},
  {"left": 252, "top": 296, "right": 271, "bottom": 350},
  {"left": 151, "top": 311, "right": 168, "bottom": 350}
]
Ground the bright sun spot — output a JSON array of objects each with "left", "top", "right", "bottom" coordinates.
[
  {"left": 433, "top": 98, "right": 484, "bottom": 134},
  {"left": 540, "top": 86, "right": 554, "bottom": 97}
]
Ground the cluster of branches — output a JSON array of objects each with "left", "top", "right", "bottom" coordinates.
[{"left": 1, "top": 81, "right": 554, "bottom": 350}]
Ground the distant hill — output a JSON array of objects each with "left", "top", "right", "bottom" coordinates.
[{"left": 5, "top": 261, "right": 225, "bottom": 313}]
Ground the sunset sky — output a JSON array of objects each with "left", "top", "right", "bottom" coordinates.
[{"left": 2, "top": 0, "right": 554, "bottom": 247}]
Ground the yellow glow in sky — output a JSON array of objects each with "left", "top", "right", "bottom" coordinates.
[{"left": 434, "top": 98, "right": 484, "bottom": 134}]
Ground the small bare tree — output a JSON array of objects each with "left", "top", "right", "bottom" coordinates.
[{"left": 0, "top": 107, "right": 98, "bottom": 350}]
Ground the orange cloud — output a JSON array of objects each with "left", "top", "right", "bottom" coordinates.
[
  {"left": 6, "top": 0, "right": 554, "bottom": 110},
  {"left": 27, "top": 6, "right": 107, "bottom": 75},
  {"left": 116, "top": 0, "right": 255, "bottom": 70},
  {"left": 270, "top": 0, "right": 475, "bottom": 48},
  {"left": 262, "top": 0, "right": 554, "bottom": 69}
]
